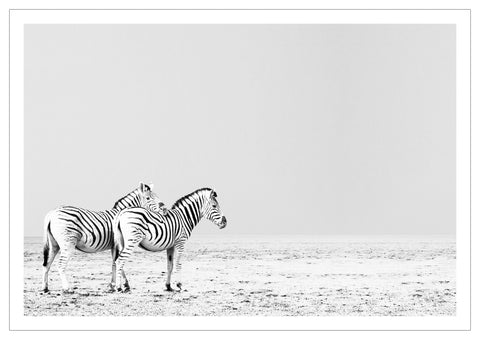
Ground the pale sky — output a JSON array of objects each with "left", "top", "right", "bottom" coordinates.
[{"left": 25, "top": 24, "right": 455, "bottom": 236}]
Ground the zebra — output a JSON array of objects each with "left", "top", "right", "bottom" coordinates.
[
  {"left": 113, "top": 187, "right": 227, "bottom": 292},
  {"left": 42, "top": 182, "right": 165, "bottom": 293}
]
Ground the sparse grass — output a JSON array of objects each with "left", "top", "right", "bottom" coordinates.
[{"left": 24, "top": 236, "right": 456, "bottom": 316}]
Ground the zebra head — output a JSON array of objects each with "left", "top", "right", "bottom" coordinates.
[
  {"left": 203, "top": 189, "right": 227, "bottom": 229},
  {"left": 138, "top": 182, "right": 165, "bottom": 212},
  {"left": 112, "top": 182, "right": 164, "bottom": 211}
]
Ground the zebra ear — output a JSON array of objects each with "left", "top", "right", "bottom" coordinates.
[
  {"left": 211, "top": 190, "right": 217, "bottom": 198},
  {"left": 139, "top": 182, "right": 150, "bottom": 193}
]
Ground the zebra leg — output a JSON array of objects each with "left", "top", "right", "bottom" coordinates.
[
  {"left": 174, "top": 243, "right": 185, "bottom": 291},
  {"left": 42, "top": 242, "right": 60, "bottom": 293},
  {"left": 116, "top": 269, "right": 133, "bottom": 293},
  {"left": 56, "top": 242, "right": 76, "bottom": 293},
  {"left": 115, "top": 233, "right": 142, "bottom": 292},
  {"left": 120, "top": 269, "right": 130, "bottom": 292},
  {"left": 165, "top": 247, "right": 175, "bottom": 292},
  {"left": 107, "top": 248, "right": 117, "bottom": 292}
]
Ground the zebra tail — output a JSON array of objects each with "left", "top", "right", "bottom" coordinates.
[{"left": 42, "top": 214, "right": 52, "bottom": 267}]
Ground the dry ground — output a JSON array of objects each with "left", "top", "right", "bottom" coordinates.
[{"left": 24, "top": 234, "right": 456, "bottom": 316}]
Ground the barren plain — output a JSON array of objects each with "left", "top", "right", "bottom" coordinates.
[{"left": 24, "top": 234, "right": 456, "bottom": 316}]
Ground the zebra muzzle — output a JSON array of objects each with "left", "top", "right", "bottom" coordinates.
[{"left": 219, "top": 216, "right": 227, "bottom": 229}]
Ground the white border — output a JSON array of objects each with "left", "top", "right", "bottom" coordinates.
[{"left": 9, "top": 9, "right": 471, "bottom": 331}]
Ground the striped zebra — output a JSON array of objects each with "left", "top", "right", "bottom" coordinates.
[
  {"left": 42, "top": 182, "right": 165, "bottom": 293},
  {"left": 113, "top": 188, "right": 227, "bottom": 292}
]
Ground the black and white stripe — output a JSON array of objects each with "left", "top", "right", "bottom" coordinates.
[
  {"left": 113, "top": 188, "right": 227, "bottom": 292},
  {"left": 42, "top": 182, "right": 162, "bottom": 293}
]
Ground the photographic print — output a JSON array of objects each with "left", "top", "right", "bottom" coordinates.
[{"left": 9, "top": 8, "right": 471, "bottom": 331}]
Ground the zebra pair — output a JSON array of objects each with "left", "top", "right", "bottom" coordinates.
[{"left": 42, "top": 185, "right": 227, "bottom": 293}]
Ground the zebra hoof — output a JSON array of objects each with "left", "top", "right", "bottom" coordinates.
[
  {"left": 122, "top": 285, "right": 131, "bottom": 293},
  {"left": 176, "top": 283, "right": 182, "bottom": 291},
  {"left": 165, "top": 284, "right": 173, "bottom": 292},
  {"left": 106, "top": 284, "right": 116, "bottom": 293},
  {"left": 42, "top": 288, "right": 49, "bottom": 294}
]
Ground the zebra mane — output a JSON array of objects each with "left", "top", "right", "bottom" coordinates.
[
  {"left": 112, "top": 188, "right": 139, "bottom": 209},
  {"left": 171, "top": 188, "right": 213, "bottom": 209}
]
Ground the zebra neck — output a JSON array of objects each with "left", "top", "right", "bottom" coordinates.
[
  {"left": 112, "top": 190, "right": 140, "bottom": 210},
  {"left": 176, "top": 205, "right": 202, "bottom": 237}
]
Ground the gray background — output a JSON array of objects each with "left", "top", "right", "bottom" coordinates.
[{"left": 24, "top": 24, "right": 455, "bottom": 236}]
